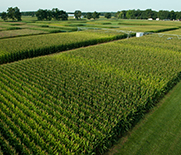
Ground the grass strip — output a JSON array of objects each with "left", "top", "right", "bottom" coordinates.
[{"left": 106, "top": 80, "right": 181, "bottom": 155}]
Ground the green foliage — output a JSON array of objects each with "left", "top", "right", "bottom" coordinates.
[
  {"left": 74, "top": 10, "right": 82, "bottom": 20},
  {"left": 105, "top": 13, "right": 112, "bottom": 19},
  {"left": 1, "top": 12, "right": 8, "bottom": 21},
  {"left": 126, "top": 10, "right": 135, "bottom": 19},
  {"left": 86, "top": 12, "right": 93, "bottom": 20},
  {"left": 0, "top": 35, "right": 181, "bottom": 154},
  {"left": 92, "top": 11, "right": 100, "bottom": 19},
  {"left": 36, "top": 8, "right": 68, "bottom": 21},
  {"left": 0, "top": 31, "right": 128, "bottom": 64},
  {"left": 7, "top": 7, "right": 16, "bottom": 20},
  {"left": 117, "top": 12, "right": 124, "bottom": 19},
  {"left": 14, "top": 7, "right": 22, "bottom": 21},
  {"left": 115, "top": 9, "right": 181, "bottom": 20},
  {"left": 2, "top": 7, "right": 22, "bottom": 21},
  {"left": 52, "top": 8, "right": 68, "bottom": 21}
]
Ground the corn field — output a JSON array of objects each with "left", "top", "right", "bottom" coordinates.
[
  {"left": 0, "top": 35, "right": 181, "bottom": 154},
  {"left": 0, "top": 31, "right": 128, "bottom": 64}
]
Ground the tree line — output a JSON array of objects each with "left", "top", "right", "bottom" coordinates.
[
  {"left": 115, "top": 9, "right": 181, "bottom": 20},
  {"left": 1, "top": 7, "right": 181, "bottom": 21},
  {"left": 36, "top": 8, "right": 68, "bottom": 20},
  {"left": 35, "top": 9, "right": 101, "bottom": 20}
]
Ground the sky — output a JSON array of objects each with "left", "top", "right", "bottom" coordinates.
[{"left": 0, "top": 0, "right": 181, "bottom": 12}]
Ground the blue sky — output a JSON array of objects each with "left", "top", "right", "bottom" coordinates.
[{"left": 0, "top": 0, "right": 181, "bottom": 12}]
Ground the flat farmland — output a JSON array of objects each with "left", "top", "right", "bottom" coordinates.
[
  {"left": 1, "top": 34, "right": 181, "bottom": 154},
  {"left": 0, "top": 30, "right": 128, "bottom": 64},
  {"left": 0, "top": 29, "right": 48, "bottom": 39},
  {"left": 1, "top": 16, "right": 181, "bottom": 154}
]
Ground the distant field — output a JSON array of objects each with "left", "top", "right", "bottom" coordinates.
[
  {"left": 1, "top": 16, "right": 180, "bottom": 64},
  {"left": 0, "top": 31, "right": 128, "bottom": 64},
  {"left": 1, "top": 34, "right": 181, "bottom": 154},
  {"left": 162, "top": 28, "right": 181, "bottom": 35},
  {"left": 0, "top": 29, "right": 48, "bottom": 39},
  {"left": 1, "top": 16, "right": 180, "bottom": 38},
  {"left": 119, "top": 34, "right": 181, "bottom": 52}
]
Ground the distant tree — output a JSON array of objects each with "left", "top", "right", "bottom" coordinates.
[
  {"left": 140, "top": 10, "right": 147, "bottom": 19},
  {"left": 170, "top": 10, "right": 176, "bottom": 20},
  {"left": 135, "top": 9, "right": 141, "bottom": 19},
  {"left": 36, "top": 9, "right": 46, "bottom": 20},
  {"left": 31, "top": 13, "right": 35, "bottom": 17},
  {"left": 86, "top": 12, "right": 92, "bottom": 20},
  {"left": 117, "top": 12, "right": 123, "bottom": 19},
  {"left": 105, "top": 13, "right": 111, "bottom": 19},
  {"left": 115, "top": 11, "right": 121, "bottom": 18},
  {"left": 59, "top": 10, "right": 68, "bottom": 20},
  {"left": 175, "top": 11, "right": 181, "bottom": 20},
  {"left": 7, "top": 7, "right": 21, "bottom": 21},
  {"left": 14, "top": 7, "right": 21, "bottom": 21},
  {"left": 126, "top": 10, "right": 134, "bottom": 19},
  {"left": 7, "top": 7, "right": 15, "bottom": 20},
  {"left": 92, "top": 11, "right": 100, "bottom": 19},
  {"left": 46, "top": 10, "right": 52, "bottom": 20},
  {"left": 1, "top": 12, "right": 8, "bottom": 21},
  {"left": 52, "top": 8, "right": 65, "bottom": 20},
  {"left": 52, "top": 8, "right": 60, "bottom": 20},
  {"left": 121, "top": 10, "right": 127, "bottom": 19},
  {"left": 74, "top": 10, "right": 82, "bottom": 20},
  {"left": 158, "top": 10, "right": 170, "bottom": 19},
  {"left": 36, "top": 8, "right": 67, "bottom": 21},
  {"left": 145, "top": 9, "right": 153, "bottom": 18}
]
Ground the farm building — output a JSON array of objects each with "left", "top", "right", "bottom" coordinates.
[{"left": 136, "top": 32, "right": 144, "bottom": 37}]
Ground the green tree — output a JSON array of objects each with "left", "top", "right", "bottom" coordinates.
[
  {"left": 59, "top": 10, "right": 68, "bottom": 20},
  {"left": 52, "top": 8, "right": 68, "bottom": 20},
  {"left": 121, "top": 10, "right": 127, "bottom": 19},
  {"left": 36, "top": 8, "right": 68, "bottom": 21},
  {"left": 158, "top": 10, "right": 170, "bottom": 19},
  {"left": 170, "top": 10, "right": 176, "bottom": 20},
  {"left": 7, "top": 7, "right": 15, "bottom": 20},
  {"left": 14, "top": 7, "right": 21, "bottom": 21},
  {"left": 36, "top": 9, "right": 46, "bottom": 20},
  {"left": 118, "top": 12, "right": 123, "bottom": 19},
  {"left": 92, "top": 11, "right": 100, "bottom": 19},
  {"left": 105, "top": 13, "right": 111, "bottom": 19},
  {"left": 74, "top": 10, "right": 81, "bottom": 20},
  {"left": 176, "top": 11, "right": 181, "bottom": 20},
  {"left": 7, "top": 7, "right": 21, "bottom": 21},
  {"left": 140, "top": 10, "right": 147, "bottom": 19},
  {"left": 115, "top": 11, "right": 121, "bottom": 18},
  {"left": 46, "top": 10, "right": 52, "bottom": 20},
  {"left": 126, "top": 10, "right": 135, "bottom": 19},
  {"left": 86, "top": 12, "right": 92, "bottom": 20},
  {"left": 1, "top": 12, "right": 8, "bottom": 21},
  {"left": 135, "top": 9, "right": 141, "bottom": 19}
]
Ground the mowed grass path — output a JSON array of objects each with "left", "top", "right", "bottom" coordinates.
[{"left": 106, "top": 80, "right": 181, "bottom": 155}]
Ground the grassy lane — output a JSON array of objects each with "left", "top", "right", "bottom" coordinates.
[{"left": 106, "top": 80, "right": 181, "bottom": 155}]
